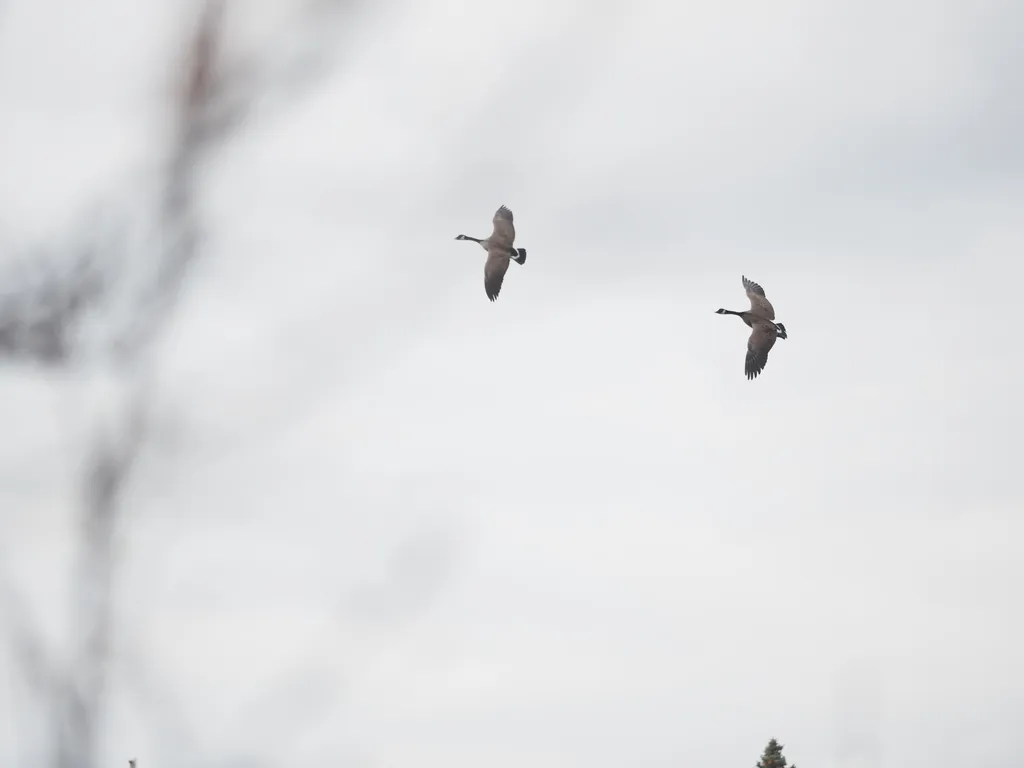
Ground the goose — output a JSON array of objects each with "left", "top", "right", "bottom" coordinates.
[
  {"left": 715, "top": 275, "right": 788, "bottom": 380},
  {"left": 454, "top": 205, "right": 527, "bottom": 302}
]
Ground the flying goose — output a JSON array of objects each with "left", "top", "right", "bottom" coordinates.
[
  {"left": 454, "top": 205, "right": 527, "bottom": 302},
  {"left": 716, "top": 275, "right": 788, "bottom": 380}
]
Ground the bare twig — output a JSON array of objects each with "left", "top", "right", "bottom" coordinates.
[
  {"left": 1, "top": 1, "right": 369, "bottom": 766},
  {"left": 56, "top": 393, "right": 148, "bottom": 768}
]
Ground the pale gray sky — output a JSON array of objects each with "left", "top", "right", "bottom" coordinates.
[{"left": 1, "top": 1, "right": 1022, "bottom": 767}]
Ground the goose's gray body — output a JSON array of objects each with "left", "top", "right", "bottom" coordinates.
[
  {"left": 455, "top": 205, "right": 527, "bottom": 302},
  {"left": 716, "top": 275, "right": 788, "bottom": 380}
]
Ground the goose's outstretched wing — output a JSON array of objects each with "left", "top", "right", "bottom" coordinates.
[
  {"left": 743, "top": 275, "right": 776, "bottom": 321},
  {"left": 745, "top": 323, "right": 778, "bottom": 380},
  {"left": 491, "top": 205, "right": 516, "bottom": 248},
  {"left": 484, "top": 249, "right": 511, "bottom": 302}
]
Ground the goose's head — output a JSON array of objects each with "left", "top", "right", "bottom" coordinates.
[
  {"left": 715, "top": 308, "right": 730, "bottom": 314},
  {"left": 776, "top": 323, "right": 788, "bottom": 340}
]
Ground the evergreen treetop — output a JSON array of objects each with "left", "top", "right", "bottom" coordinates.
[{"left": 756, "top": 738, "right": 795, "bottom": 768}]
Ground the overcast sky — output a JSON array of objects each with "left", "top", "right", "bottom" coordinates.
[{"left": 1, "top": 1, "right": 1022, "bottom": 767}]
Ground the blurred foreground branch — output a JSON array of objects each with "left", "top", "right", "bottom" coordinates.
[{"left": 0, "top": 2, "right": 368, "bottom": 766}]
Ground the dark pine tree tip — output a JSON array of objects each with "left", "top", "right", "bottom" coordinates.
[{"left": 755, "top": 738, "right": 794, "bottom": 768}]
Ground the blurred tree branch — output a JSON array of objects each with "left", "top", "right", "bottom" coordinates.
[{"left": 0, "top": 2, "right": 371, "bottom": 766}]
